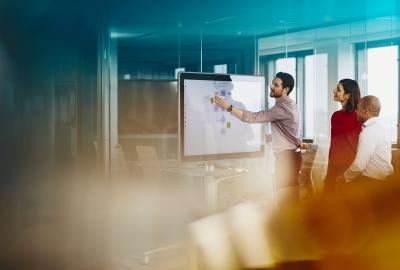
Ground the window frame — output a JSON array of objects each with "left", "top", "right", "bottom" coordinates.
[
  {"left": 355, "top": 39, "right": 400, "bottom": 143},
  {"left": 259, "top": 49, "right": 314, "bottom": 139}
]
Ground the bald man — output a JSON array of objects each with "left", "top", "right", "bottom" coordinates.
[{"left": 337, "top": 95, "right": 393, "bottom": 190}]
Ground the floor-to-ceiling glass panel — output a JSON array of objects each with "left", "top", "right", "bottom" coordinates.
[{"left": 366, "top": 45, "right": 398, "bottom": 142}]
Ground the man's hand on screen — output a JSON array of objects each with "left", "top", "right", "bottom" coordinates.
[{"left": 213, "top": 95, "right": 229, "bottom": 110}]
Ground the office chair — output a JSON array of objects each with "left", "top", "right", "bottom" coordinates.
[
  {"left": 299, "top": 143, "right": 318, "bottom": 199},
  {"left": 135, "top": 145, "right": 163, "bottom": 184},
  {"left": 93, "top": 141, "right": 132, "bottom": 179},
  {"left": 113, "top": 144, "right": 132, "bottom": 178}
]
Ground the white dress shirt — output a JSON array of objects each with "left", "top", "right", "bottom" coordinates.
[{"left": 344, "top": 117, "right": 393, "bottom": 181}]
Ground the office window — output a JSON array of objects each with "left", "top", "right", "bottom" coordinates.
[{"left": 357, "top": 42, "right": 399, "bottom": 142}]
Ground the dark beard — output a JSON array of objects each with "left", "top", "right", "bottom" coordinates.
[{"left": 270, "top": 92, "right": 282, "bottom": 98}]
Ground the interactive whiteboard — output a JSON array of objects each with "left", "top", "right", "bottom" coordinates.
[{"left": 178, "top": 72, "right": 265, "bottom": 161}]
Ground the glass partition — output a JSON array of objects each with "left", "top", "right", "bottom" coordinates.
[{"left": 116, "top": 24, "right": 259, "bottom": 163}]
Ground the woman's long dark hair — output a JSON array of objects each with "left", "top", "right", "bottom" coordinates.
[{"left": 339, "top": 79, "right": 361, "bottom": 113}]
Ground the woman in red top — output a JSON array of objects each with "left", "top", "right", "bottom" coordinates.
[{"left": 324, "top": 79, "right": 362, "bottom": 193}]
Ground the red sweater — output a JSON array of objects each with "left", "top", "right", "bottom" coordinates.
[{"left": 327, "top": 110, "right": 362, "bottom": 176}]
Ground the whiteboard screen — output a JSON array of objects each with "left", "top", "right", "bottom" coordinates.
[{"left": 178, "top": 72, "right": 265, "bottom": 161}]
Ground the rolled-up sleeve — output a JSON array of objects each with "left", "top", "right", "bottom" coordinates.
[{"left": 241, "top": 105, "right": 287, "bottom": 123}]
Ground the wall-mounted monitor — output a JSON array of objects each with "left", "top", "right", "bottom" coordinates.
[{"left": 178, "top": 72, "right": 265, "bottom": 162}]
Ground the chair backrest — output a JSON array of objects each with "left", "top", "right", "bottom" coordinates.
[
  {"left": 391, "top": 148, "right": 400, "bottom": 177},
  {"left": 114, "top": 144, "right": 131, "bottom": 178},
  {"left": 301, "top": 144, "right": 318, "bottom": 174},
  {"left": 136, "top": 145, "right": 162, "bottom": 183},
  {"left": 93, "top": 140, "right": 98, "bottom": 152},
  {"left": 94, "top": 141, "right": 130, "bottom": 178},
  {"left": 299, "top": 144, "right": 318, "bottom": 198}
]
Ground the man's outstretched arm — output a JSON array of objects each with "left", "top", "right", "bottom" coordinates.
[{"left": 213, "top": 95, "right": 284, "bottom": 123}]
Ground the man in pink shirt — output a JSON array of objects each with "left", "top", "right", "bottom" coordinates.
[{"left": 214, "top": 72, "right": 301, "bottom": 203}]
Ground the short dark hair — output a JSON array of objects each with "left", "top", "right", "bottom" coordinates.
[
  {"left": 339, "top": 79, "right": 361, "bottom": 113},
  {"left": 275, "top": 72, "right": 295, "bottom": 95}
]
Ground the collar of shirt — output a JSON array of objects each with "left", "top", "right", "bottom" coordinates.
[
  {"left": 275, "top": 96, "right": 291, "bottom": 104},
  {"left": 362, "top": 116, "right": 379, "bottom": 128}
]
